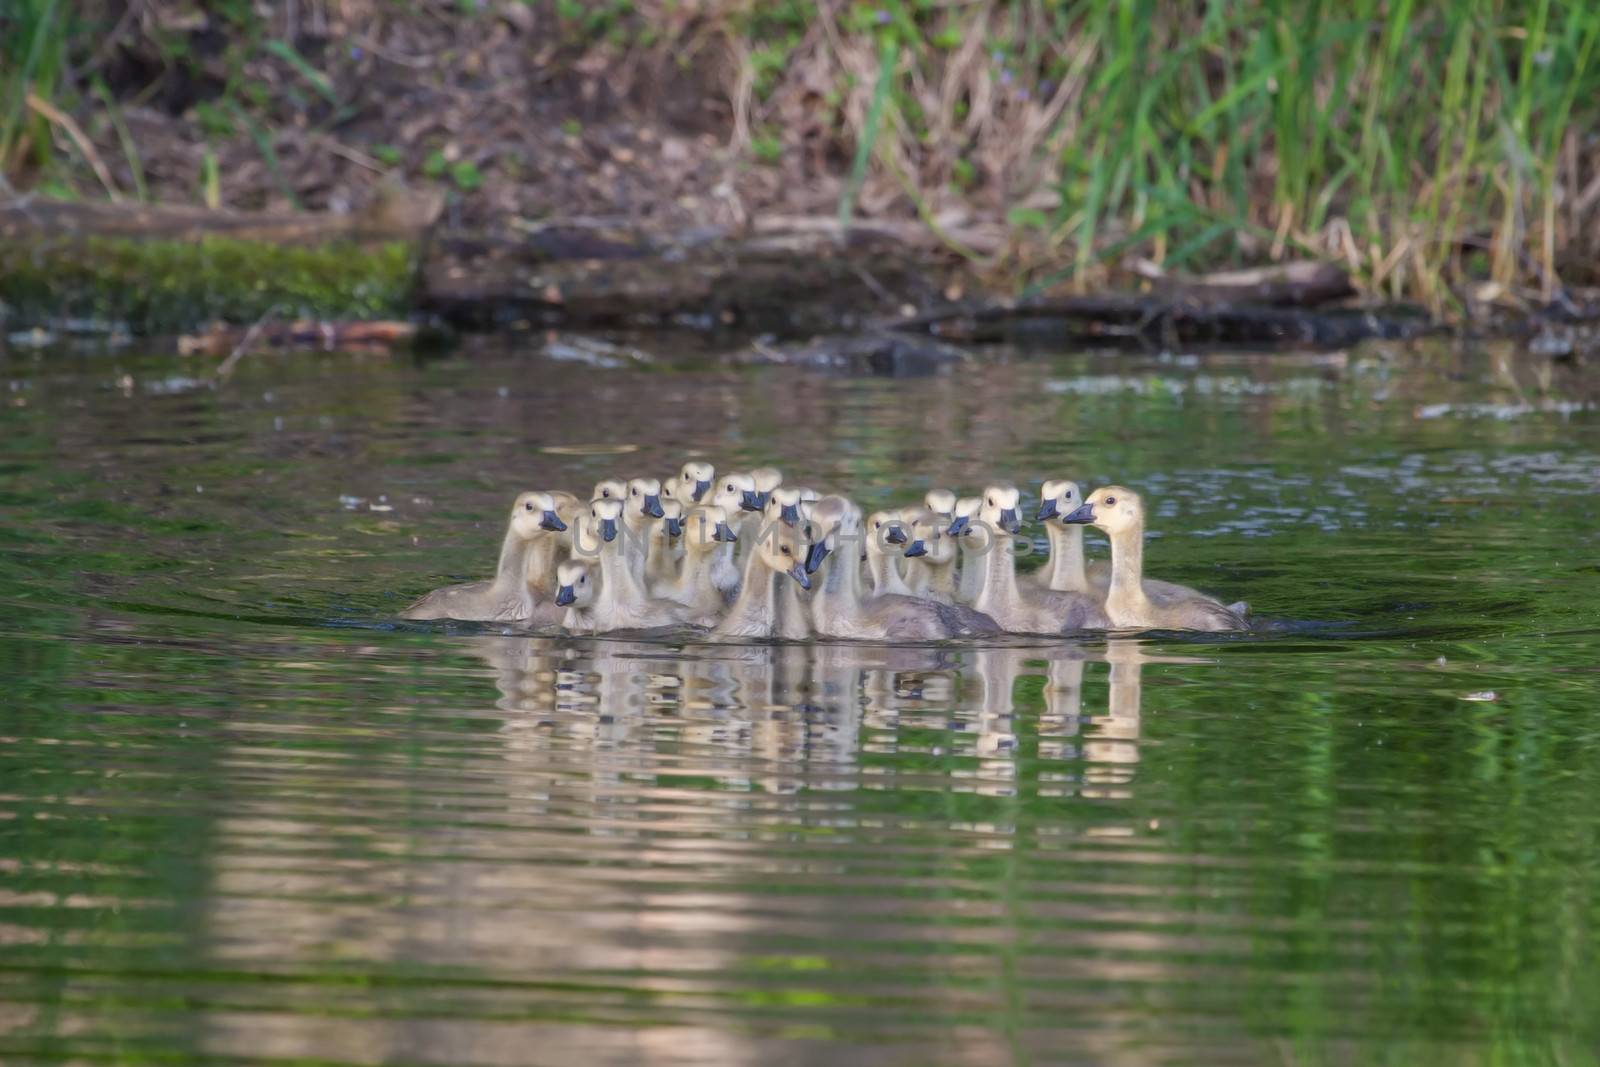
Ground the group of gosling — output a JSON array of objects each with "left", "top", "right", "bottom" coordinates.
[{"left": 403, "top": 462, "right": 1250, "bottom": 639}]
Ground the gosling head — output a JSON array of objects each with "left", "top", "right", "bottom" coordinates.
[
  {"left": 902, "top": 507, "right": 955, "bottom": 564},
  {"left": 979, "top": 485, "right": 1023, "bottom": 535},
  {"left": 712, "top": 471, "right": 762, "bottom": 514},
  {"left": 1036, "top": 479, "right": 1084, "bottom": 522},
  {"left": 625, "top": 476, "right": 665, "bottom": 523},
  {"left": 684, "top": 504, "right": 737, "bottom": 552},
  {"left": 765, "top": 486, "right": 805, "bottom": 527},
  {"left": 678, "top": 460, "right": 716, "bottom": 504},
  {"left": 752, "top": 519, "right": 811, "bottom": 591},
  {"left": 655, "top": 498, "right": 685, "bottom": 540},
  {"left": 802, "top": 495, "right": 859, "bottom": 573},
  {"left": 749, "top": 466, "right": 783, "bottom": 509},
  {"left": 592, "top": 477, "right": 627, "bottom": 503},
  {"left": 509, "top": 491, "right": 569, "bottom": 539},
  {"left": 865, "top": 508, "right": 909, "bottom": 558},
  {"left": 554, "top": 559, "right": 595, "bottom": 608},
  {"left": 947, "top": 496, "right": 981, "bottom": 538},
  {"left": 924, "top": 488, "right": 957, "bottom": 521},
  {"left": 1062, "top": 486, "right": 1142, "bottom": 535},
  {"left": 588, "top": 497, "right": 624, "bottom": 544}
]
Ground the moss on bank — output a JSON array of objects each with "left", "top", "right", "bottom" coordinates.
[{"left": 0, "top": 234, "right": 415, "bottom": 333}]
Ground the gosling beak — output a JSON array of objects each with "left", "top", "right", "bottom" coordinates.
[
  {"left": 1061, "top": 502, "right": 1095, "bottom": 525},
  {"left": 999, "top": 508, "right": 1020, "bottom": 534},
  {"left": 740, "top": 490, "right": 763, "bottom": 512},
  {"left": 554, "top": 585, "right": 576, "bottom": 607},
  {"left": 692, "top": 478, "right": 711, "bottom": 502},
  {"left": 904, "top": 539, "right": 928, "bottom": 558},
  {"left": 1036, "top": 497, "right": 1059, "bottom": 522},
  {"left": 643, "top": 494, "right": 664, "bottom": 518},
  {"left": 540, "top": 510, "right": 567, "bottom": 532},
  {"left": 752, "top": 490, "right": 771, "bottom": 511},
  {"left": 714, "top": 521, "right": 737, "bottom": 543},
  {"left": 804, "top": 540, "right": 831, "bottom": 574},
  {"left": 664, "top": 516, "right": 683, "bottom": 537},
  {"left": 780, "top": 503, "right": 799, "bottom": 526},
  {"left": 787, "top": 563, "right": 812, "bottom": 591},
  {"left": 599, "top": 518, "right": 618, "bottom": 542},
  {"left": 946, "top": 515, "right": 970, "bottom": 537},
  {"left": 884, "top": 523, "right": 908, "bottom": 545}
]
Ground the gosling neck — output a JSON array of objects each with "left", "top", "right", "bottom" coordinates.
[
  {"left": 815, "top": 540, "right": 864, "bottom": 621},
  {"left": 718, "top": 547, "right": 779, "bottom": 636},
  {"left": 492, "top": 525, "right": 537, "bottom": 596},
  {"left": 594, "top": 535, "right": 649, "bottom": 620},
  {"left": 921, "top": 554, "right": 958, "bottom": 601},
  {"left": 866, "top": 548, "right": 912, "bottom": 597},
  {"left": 973, "top": 531, "right": 1021, "bottom": 616},
  {"left": 1043, "top": 522, "right": 1088, "bottom": 592},
  {"left": 1105, "top": 521, "right": 1152, "bottom": 619},
  {"left": 958, "top": 538, "right": 987, "bottom": 603},
  {"left": 523, "top": 532, "right": 561, "bottom": 597}
]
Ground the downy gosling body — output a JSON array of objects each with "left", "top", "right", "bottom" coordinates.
[
  {"left": 1062, "top": 487, "right": 1247, "bottom": 632},
  {"left": 714, "top": 510, "right": 812, "bottom": 639},
  {"left": 403, "top": 491, "right": 569, "bottom": 622}
]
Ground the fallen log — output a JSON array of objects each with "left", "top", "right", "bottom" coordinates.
[{"left": 418, "top": 223, "right": 952, "bottom": 332}]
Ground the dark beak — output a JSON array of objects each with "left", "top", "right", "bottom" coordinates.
[
  {"left": 599, "top": 518, "right": 618, "bottom": 542},
  {"left": 692, "top": 478, "right": 711, "bottom": 502},
  {"left": 740, "top": 490, "right": 763, "bottom": 512},
  {"left": 884, "top": 523, "right": 908, "bottom": 545},
  {"left": 946, "top": 515, "right": 970, "bottom": 537},
  {"left": 643, "top": 494, "right": 664, "bottom": 518},
  {"left": 787, "top": 563, "right": 812, "bottom": 591},
  {"left": 555, "top": 585, "right": 576, "bottom": 607},
  {"left": 904, "top": 539, "right": 927, "bottom": 558},
  {"left": 804, "top": 540, "right": 831, "bottom": 574},
  {"left": 999, "top": 508, "right": 1020, "bottom": 534},
  {"left": 780, "top": 503, "right": 799, "bottom": 526},
  {"left": 541, "top": 510, "right": 567, "bottom": 532},
  {"left": 1061, "top": 502, "right": 1095, "bottom": 525},
  {"left": 752, "top": 490, "right": 771, "bottom": 511},
  {"left": 714, "top": 521, "right": 737, "bottom": 543},
  {"left": 665, "top": 517, "right": 683, "bottom": 537},
  {"left": 1036, "top": 497, "right": 1059, "bottom": 521}
]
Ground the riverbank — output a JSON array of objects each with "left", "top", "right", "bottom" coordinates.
[{"left": 5, "top": 1, "right": 1600, "bottom": 319}]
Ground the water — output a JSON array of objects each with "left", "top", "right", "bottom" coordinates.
[{"left": 1, "top": 334, "right": 1597, "bottom": 1065}]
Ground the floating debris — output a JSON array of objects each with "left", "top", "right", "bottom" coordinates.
[{"left": 541, "top": 333, "right": 654, "bottom": 368}]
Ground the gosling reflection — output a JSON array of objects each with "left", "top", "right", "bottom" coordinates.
[{"left": 460, "top": 636, "right": 1209, "bottom": 811}]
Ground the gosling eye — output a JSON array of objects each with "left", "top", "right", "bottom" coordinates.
[
  {"left": 780, "top": 545, "right": 791, "bottom": 556},
  {"left": 1104, "top": 496, "right": 1116, "bottom": 506},
  {"left": 524, "top": 501, "right": 534, "bottom": 510},
  {"left": 987, "top": 496, "right": 995, "bottom": 506},
  {"left": 580, "top": 576, "right": 588, "bottom": 584}
]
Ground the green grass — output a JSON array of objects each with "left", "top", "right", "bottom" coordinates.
[
  {"left": 1, "top": 0, "right": 70, "bottom": 176},
  {"left": 710, "top": 0, "right": 1600, "bottom": 306}
]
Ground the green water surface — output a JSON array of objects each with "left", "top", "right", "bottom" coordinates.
[{"left": 0, "top": 334, "right": 1596, "bottom": 1066}]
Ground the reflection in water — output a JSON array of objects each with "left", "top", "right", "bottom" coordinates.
[{"left": 195, "top": 636, "right": 1192, "bottom": 1066}]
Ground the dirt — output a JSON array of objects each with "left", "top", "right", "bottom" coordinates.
[{"left": 70, "top": 4, "right": 831, "bottom": 238}]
